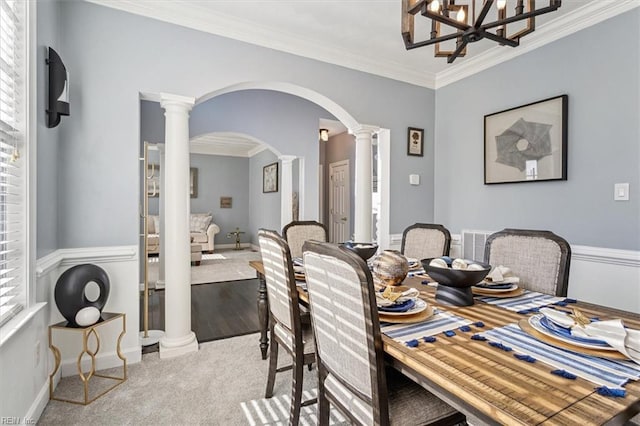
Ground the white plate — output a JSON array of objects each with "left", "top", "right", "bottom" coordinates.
[
  {"left": 481, "top": 276, "right": 520, "bottom": 285},
  {"left": 473, "top": 284, "right": 519, "bottom": 293},
  {"left": 406, "top": 257, "right": 420, "bottom": 269},
  {"left": 528, "top": 314, "right": 615, "bottom": 351},
  {"left": 378, "top": 298, "right": 427, "bottom": 317}
]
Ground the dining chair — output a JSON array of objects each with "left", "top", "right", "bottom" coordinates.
[
  {"left": 401, "top": 223, "right": 452, "bottom": 260},
  {"left": 257, "top": 229, "right": 316, "bottom": 425},
  {"left": 302, "top": 241, "right": 465, "bottom": 426},
  {"left": 282, "top": 220, "right": 328, "bottom": 259},
  {"left": 484, "top": 228, "right": 571, "bottom": 296}
]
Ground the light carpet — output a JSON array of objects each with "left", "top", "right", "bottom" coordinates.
[
  {"left": 241, "top": 389, "right": 347, "bottom": 425},
  {"left": 39, "top": 333, "right": 320, "bottom": 425},
  {"left": 148, "top": 249, "right": 262, "bottom": 288}
]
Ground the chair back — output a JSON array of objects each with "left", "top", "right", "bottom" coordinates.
[
  {"left": 258, "top": 229, "right": 302, "bottom": 334},
  {"left": 401, "top": 223, "right": 451, "bottom": 260},
  {"left": 303, "top": 241, "right": 388, "bottom": 425},
  {"left": 283, "top": 220, "right": 328, "bottom": 258},
  {"left": 484, "top": 229, "right": 571, "bottom": 296}
]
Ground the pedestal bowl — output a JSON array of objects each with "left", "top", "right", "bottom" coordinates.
[
  {"left": 422, "top": 258, "right": 491, "bottom": 306},
  {"left": 342, "top": 242, "right": 378, "bottom": 261}
]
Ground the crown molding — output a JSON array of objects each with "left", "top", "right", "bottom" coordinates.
[
  {"left": 247, "top": 145, "right": 268, "bottom": 158},
  {"left": 435, "top": 0, "right": 640, "bottom": 89},
  {"left": 88, "top": 0, "right": 636, "bottom": 90}
]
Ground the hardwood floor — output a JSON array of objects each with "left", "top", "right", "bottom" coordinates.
[{"left": 140, "top": 278, "right": 261, "bottom": 353}]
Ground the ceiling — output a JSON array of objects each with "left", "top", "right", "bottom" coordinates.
[{"left": 87, "top": 0, "right": 635, "bottom": 88}]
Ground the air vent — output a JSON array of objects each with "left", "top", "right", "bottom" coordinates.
[{"left": 461, "top": 230, "right": 494, "bottom": 262}]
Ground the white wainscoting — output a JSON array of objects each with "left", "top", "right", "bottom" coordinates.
[
  {"left": 36, "top": 246, "right": 141, "bottom": 378},
  {"left": 389, "top": 234, "right": 640, "bottom": 313}
]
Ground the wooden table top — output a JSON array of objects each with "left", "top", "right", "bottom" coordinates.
[{"left": 249, "top": 260, "right": 640, "bottom": 425}]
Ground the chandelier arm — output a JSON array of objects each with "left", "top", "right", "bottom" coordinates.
[
  {"left": 478, "top": 30, "right": 519, "bottom": 47},
  {"left": 480, "top": 3, "right": 560, "bottom": 30},
  {"left": 422, "top": 11, "right": 470, "bottom": 31},
  {"left": 447, "top": 39, "right": 469, "bottom": 64},
  {"left": 407, "top": 0, "right": 426, "bottom": 15},
  {"left": 405, "top": 31, "right": 465, "bottom": 50},
  {"left": 473, "top": 0, "right": 495, "bottom": 28}
]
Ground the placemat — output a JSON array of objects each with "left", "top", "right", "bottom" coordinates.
[
  {"left": 475, "top": 289, "right": 568, "bottom": 313},
  {"left": 381, "top": 310, "right": 472, "bottom": 344},
  {"left": 481, "top": 323, "right": 640, "bottom": 389}
]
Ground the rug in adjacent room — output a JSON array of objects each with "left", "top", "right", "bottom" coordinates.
[{"left": 147, "top": 249, "right": 262, "bottom": 287}]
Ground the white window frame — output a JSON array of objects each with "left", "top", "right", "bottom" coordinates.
[{"left": 0, "top": 0, "right": 38, "bottom": 340}]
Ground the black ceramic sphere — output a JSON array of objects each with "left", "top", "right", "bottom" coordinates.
[{"left": 54, "top": 264, "right": 110, "bottom": 327}]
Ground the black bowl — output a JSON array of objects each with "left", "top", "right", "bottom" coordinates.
[
  {"left": 342, "top": 242, "right": 379, "bottom": 261},
  {"left": 421, "top": 258, "right": 491, "bottom": 288}
]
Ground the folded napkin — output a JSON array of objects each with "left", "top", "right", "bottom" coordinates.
[
  {"left": 376, "top": 287, "right": 419, "bottom": 307},
  {"left": 540, "top": 308, "right": 640, "bottom": 364},
  {"left": 486, "top": 265, "right": 520, "bottom": 284}
]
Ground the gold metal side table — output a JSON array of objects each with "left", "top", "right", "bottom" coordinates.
[{"left": 48, "top": 312, "right": 127, "bottom": 405}]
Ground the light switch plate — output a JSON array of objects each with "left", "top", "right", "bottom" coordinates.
[
  {"left": 409, "top": 174, "right": 420, "bottom": 185},
  {"left": 614, "top": 183, "right": 629, "bottom": 201}
]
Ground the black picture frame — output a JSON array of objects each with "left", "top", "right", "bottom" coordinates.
[
  {"left": 407, "top": 127, "right": 424, "bottom": 157},
  {"left": 263, "top": 162, "right": 279, "bottom": 193},
  {"left": 484, "top": 95, "right": 568, "bottom": 184}
]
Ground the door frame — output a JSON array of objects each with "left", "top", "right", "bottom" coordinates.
[{"left": 328, "top": 159, "right": 350, "bottom": 243}]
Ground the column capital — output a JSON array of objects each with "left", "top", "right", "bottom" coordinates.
[
  {"left": 160, "top": 92, "right": 195, "bottom": 111},
  {"left": 350, "top": 124, "right": 379, "bottom": 137},
  {"left": 279, "top": 155, "right": 296, "bottom": 164}
]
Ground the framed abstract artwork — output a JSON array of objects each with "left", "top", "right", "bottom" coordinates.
[
  {"left": 263, "top": 162, "right": 278, "bottom": 193},
  {"left": 484, "top": 95, "right": 568, "bottom": 184}
]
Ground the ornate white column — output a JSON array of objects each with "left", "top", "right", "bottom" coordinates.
[
  {"left": 159, "top": 93, "right": 198, "bottom": 359},
  {"left": 352, "top": 125, "right": 379, "bottom": 242},
  {"left": 279, "top": 155, "right": 296, "bottom": 229}
]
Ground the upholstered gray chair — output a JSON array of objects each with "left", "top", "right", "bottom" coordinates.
[
  {"left": 484, "top": 229, "right": 571, "bottom": 297},
  {"left": 283, "top": 221, "right": 328, "bottom": 259},
  {"left": 401, "top": 223, "right": 451, "bottom": 260},
  {"left": 303, "top": 241, "right": 465, "bottom": 426},
  {"left": 258, "top": 229, "right": 316, "bottom": 425}
]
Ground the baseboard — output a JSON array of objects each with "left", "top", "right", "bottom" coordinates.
[
  {"left": 60, "top": 345, "right": 141, "bottom": 377},
  {"left": 26, "top": 379, "right": 49, "bottom": 423}
]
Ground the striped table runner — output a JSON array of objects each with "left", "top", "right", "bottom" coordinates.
[
  {"left": 475, "top": 290, "right": 567, "bottom": 313},
  {"left": 407, "top": 268, "right": 426, "bottom": 277},
  {"left": 481, "top": 324, "right": 640, "bottom": 389},
  {"left": 381, "top": 310, "right": 472, "bottom": 344}
]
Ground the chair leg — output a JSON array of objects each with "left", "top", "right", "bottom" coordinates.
[
  {"left": 317, "top": 380, "right": 330, "bottom": 426},
  {"left": 265, "top": 329, "right": 279, "bottom": 398},
  {"left": 289, "top": 359, "right": 304, "bottom": 426}
]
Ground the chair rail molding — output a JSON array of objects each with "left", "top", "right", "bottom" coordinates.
[{"left": 36, "top": 246, "right": 137, "bottom": 277}]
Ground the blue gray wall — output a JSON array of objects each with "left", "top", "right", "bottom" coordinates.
[
  {"left": 434, "top": 10, "right": 640, "bottom": 250},
  {"left": 36, "top": 0, "right": 61, "bottom": 258},
  {"left": 189, "top": 154, "right": 251, "bottom": 245},
  {"left": 249, "top": 149, "right": 281, "bottom": 243},
  {"left": 48, "top": 0, "right": 435, "bottom": 250}
]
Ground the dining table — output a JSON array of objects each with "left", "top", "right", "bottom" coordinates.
[{"left": 249, "top": 260, "right": 640, "bottom": 425}]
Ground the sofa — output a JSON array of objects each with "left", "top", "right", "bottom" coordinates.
[{"left": 147, "top": 213, "right": 220, "bottom": 254}]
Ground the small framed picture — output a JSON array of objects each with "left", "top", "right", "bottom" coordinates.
[
  {"left": 407, "top": 127, "right": 424, "bottom": 157},
  {"left": 263, "top": 162, "right": 279, "bottom": 193},
  {"left": 220, "top": 196, "right": 232, "bottom": 208}
]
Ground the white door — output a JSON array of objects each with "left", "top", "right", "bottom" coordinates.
[{"left": 329, "top": 160, "right": 350, "bottom": 243}]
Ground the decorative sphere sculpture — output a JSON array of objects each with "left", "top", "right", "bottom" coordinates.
[
  {"left": 54, "top": 264, "right": 110, "bottom": 327},
  {"left": 372, "top": 250, "right": 409, "bottom": 286}
]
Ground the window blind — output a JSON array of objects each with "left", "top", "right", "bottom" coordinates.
[{"left": 0, "top": 0, "right": 25, "bottom": 327}]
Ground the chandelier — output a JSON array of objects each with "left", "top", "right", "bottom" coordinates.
[{"left": 402, "top": 0, "right": 562, "bottom": 63}]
